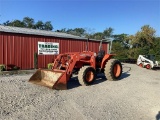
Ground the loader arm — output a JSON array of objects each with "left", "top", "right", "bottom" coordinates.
[
  {"left": 29, "top": 53, "right": 79, "bottom": 90},
  {"left": 52, "top": 54, "right": 79, "bottom": 89}
]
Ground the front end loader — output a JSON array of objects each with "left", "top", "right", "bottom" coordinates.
[{"left": 29, "top": 41, "right": 122, "bottom": 90}]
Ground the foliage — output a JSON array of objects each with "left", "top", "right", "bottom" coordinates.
[
  {"left": 111, "top": 33, "right": 130, "bottom": 59},
  {"left": 3, "top": 20, "right": 25, "bottom": 27},
  {"left": 103, "top": 27, "right": 114, "bottom": 38},
  {"left": 90, "top": 32, "right": 104, "bottom": 40},
  {"left": 35, "top": 20, "right": 44, "bottom": 30},
  {"left": 112, "top": 41, "right": 128, "bottom": 59},
  {"left": 1, "top": 17, "right": 160, "bottom": 61},
  {"left": 2, "top": 17, "right": 53, "bottom": 31},
  {"left": 125, "top": 25, "right": 159, "bottom": 59},
  {"left": 0, "top": 64, "right": 5, "bottom": 71},
  {"left": 23, "top": 17, "right": 35, "bottom": 28},
  {"left": 44, "top": 21, "right": 53, "bottom": 31},
  {"left": 56, "top": 27, "right": 114, "bottom": 39},
  {"left": 47, "top": 63, "right": 53, "bottom": 69},
  {"left": 113, "top": 33, "right": 130, "bottom": 48},
  {"left": 152, "top": 37, "right": 160, "bottom": 61},
  {"left": 56, "top": 28, "right": 86, "bottom": 37},
  {"left": 87, "top": 27, "right": 114, "bottom": 40},
  {"left": 130, "top": 25, "right": 156, "bottom": 48},
  {"left": 127, "top": 46, "right": 150, "bottom": 59},
  {"left": 111, "top": 25, "right": 160, "bottom": 61}
]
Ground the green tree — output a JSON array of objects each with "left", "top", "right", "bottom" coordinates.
[
  {"left": 66, "top": 28, "right": 77, "bottom": 36},
  {"left": 2, "top": 17, "right": 53, "bottom": 31},
  {"left": 3, "top": 20, "right": 25, "bottom": 27},
  {"left": 35, "top": 20, "right": 44, "bottom": 30},
  {"left": 73, "top": 28, "right": 86, "bottom": 36},
  {"left": 23, "top": 17, "right": 35, "bottom": 28},
  {"left": 111, "top": 33, "right": 131, "bottom": 59},
  {"left": 131, "top": 25, "right": 156, "bottom": 48},
  {"left": 152, "top": 37, "right": 160, "bottom": 61},
  {"left": 56, "top": 28, "right": 67, "bottom": 33},
  {"left": 56, "top": 27, "right": 114, "bottom": 40},
  {"left": 87, "top": 27, "right": 114, "bottom": 40},
  {"left": 91, "top": 32, "right": 104, "bottom": 40},
  {"left": 126, "top": 25, "right": 156, "bottom": 59},
  {"left": 3, "top": 20, "right": 11, "bottom": 26},
  {"left": 112, "top": 41, "right": 128, "bottom": 59},
  {"left": 103, "top": 27, "right": 114, "bottom": 38},
  {"left": 56, "top": 28, "right": 86, "bottom": 36},
  {"left": 113, "top": 33, "right": 130, "bottom": 48},
  {"left": 44, "top": 21, "right": 53, "bottom": 30}
]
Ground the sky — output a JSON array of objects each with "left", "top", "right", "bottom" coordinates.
[{"left": 0, "top": 0, "right": 160, "bottom": 36}]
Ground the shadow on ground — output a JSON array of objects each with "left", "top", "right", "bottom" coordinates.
[
  {"left": 152, "top": 67, "right": 160, "bottom": 71},
  {"left": 119, "top": 66, "right": 131, "bottom": 80},
  {"left": 156, "top": 111, "right": 160, "bottom": 120},
  {"left": 68, "top": 66, "right": 131, "bottom": 89},
  {"left": 67, "top": 76, "right": 80, "bottom": 89},
  {"left": 119, "top": 72, "right": 130, "bottom": 80}
]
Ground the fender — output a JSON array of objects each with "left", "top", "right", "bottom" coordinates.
[{"left": 101, "top": 54, "right": 115, "bottom": 69}]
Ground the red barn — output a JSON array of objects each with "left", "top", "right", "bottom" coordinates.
[{"left": 0, "top": 25, "right": 109, "bottom": 70}]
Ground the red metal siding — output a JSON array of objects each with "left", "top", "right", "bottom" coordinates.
[{"left": 0, "top": 32, "right": 108, "bottom": 70}]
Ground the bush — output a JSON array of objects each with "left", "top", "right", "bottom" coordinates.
[
  {"left": 156, "top": 55, "right": 160, "bottom": 61},
  {"left": 0, "top": 64, "right": 5, "bottom": 71},
  {"left": 47, "top": 63, "right": 53, "bottom": 69}
]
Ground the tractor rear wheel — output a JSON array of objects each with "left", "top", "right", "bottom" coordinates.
[
  {"left": 104, "top": 59, "right": 122, "bottom": 81},
  {"left": 78, "top": 66, "right": 96, "bottom": 86}
]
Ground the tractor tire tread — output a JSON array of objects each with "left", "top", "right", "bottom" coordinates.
[
  {"left": 78, "top": 66, "right": 96, "bottom": 86},
  {"left": 104, "top": 59, "right": 122, "bottom": 81}
]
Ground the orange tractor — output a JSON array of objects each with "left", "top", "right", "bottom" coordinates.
[{"left": 29, "top": 40, "right": 122, "bottom": 90}]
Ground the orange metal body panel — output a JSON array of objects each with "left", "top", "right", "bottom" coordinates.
[
  {"left": 50, "top": 51, "right": 113, "bottom": 89},
  {"left": 101, "top": 54, "right": 115, "bottom": 68}
]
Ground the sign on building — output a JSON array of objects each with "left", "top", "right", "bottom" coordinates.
[{"left": 38, "top": 42, "right": 59, "bottom": 55}]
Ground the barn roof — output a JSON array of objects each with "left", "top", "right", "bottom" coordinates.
[
  {"left": 0, "top": 25, "right": 111, "bottom": 42},
  {"left": 0, "top": 25, "right": 88, "bottom": 40}
]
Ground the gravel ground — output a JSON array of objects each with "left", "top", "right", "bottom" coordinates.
[{"left": 0, "top": 63, "right": 160, "bottom": 120}]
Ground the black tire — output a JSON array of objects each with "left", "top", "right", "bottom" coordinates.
[
  {"left": 104, "top": 59, "right": 122, "bottom": 81},
  {"left": 78, "top": 66, "right": 96, "bottom": 86}
]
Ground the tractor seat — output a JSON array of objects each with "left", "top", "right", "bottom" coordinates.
[{"left": 96, "top": 50, "right": 105, "bottom": 62}]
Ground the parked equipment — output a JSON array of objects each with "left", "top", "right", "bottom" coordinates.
[
  {"left": 137, "top": 55, "right": 159, "bottom": 69},
  {"left": 29, "top": 40, "right": 122, "bottom": 90}
]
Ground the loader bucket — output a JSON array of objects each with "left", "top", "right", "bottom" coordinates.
[{"left": 29, "top": 69, "right": 68, "bottom": 90}]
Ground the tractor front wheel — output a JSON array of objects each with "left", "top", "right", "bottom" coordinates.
[
  {"left": 78, "top": 66, "right": 96, "bottom": 86},
  {"left": 104, "top": 59, "right": 122, "bottom": 81}
]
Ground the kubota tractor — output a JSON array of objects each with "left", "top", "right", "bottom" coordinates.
[{"left": 29, "top": 40, "right": 122, "bottom": 90}]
